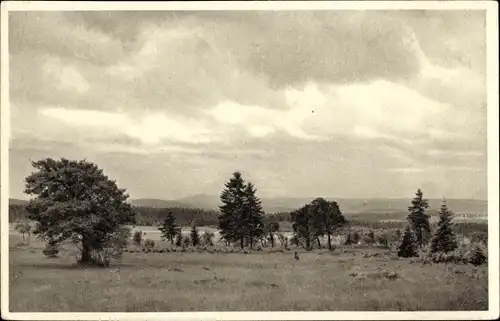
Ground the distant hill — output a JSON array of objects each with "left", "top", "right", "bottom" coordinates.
[
  {"left": 128, "top": 195, "right": 488, "bottom": 216},
  {"left": 9, "top": 198, "right": 28, "bottom": 205},
  {"left": 129, "top": 198, "right": 188, "bottom": 208},
  {"left": 10, "top": 196, "right": 488, "bottom": 216}
]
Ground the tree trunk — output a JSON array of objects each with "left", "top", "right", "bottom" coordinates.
[
  {"left": 170, "top": 237, "right": 174, "bottom": 245},
  {"left": 80, "top": 237, "right": 91, "bottom": 264},
  {"left": 328, "top": 233, "right": 332, "bottom": 250},
  {"left": 250, "top": 234, "right": 254, "bottom": 249},
  {"left": 270, "top": 234, "right": 275, "bottom": 248},
  {"left": 306, "top": 236, "right": 311, "bottom": 251},
  {"left": 240, "top": 237, "right": 244, "bottom": 249},
  {"left": 316, "top": 237, "right": 321, "bottom": 249}
]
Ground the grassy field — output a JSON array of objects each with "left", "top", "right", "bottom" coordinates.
[{"left": 9, "top": 232, "right": 488, "bottom": 312}]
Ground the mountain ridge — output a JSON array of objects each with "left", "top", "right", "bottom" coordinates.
[{"left": 9, "top": 196, "right": 488, "bottom": 215}]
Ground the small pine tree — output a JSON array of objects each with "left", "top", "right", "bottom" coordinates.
[
  {"left": 182, "top": 236, "right": 191, "bottom": 248},
  {"left": 190, "top": 221, "right": 200, "bottom": 247},
  {"left": 175, "top": 233, "right": 183, "bottom": 247},
  {"left": 407, "top": 189, "right": 431, "bottom": 247},
  {"left": 430, "top": 200, "right": 458, "bottom": 253},
  {"left": 468, "top": 243, "right": 487, "bottom": 266},
  {"left": 133, "top": 231, "right": 143, "bottom": 246},
  {"left": 398, "top": 225, "right": 418, "bottom": 258},
  {"left": 158, "top": 211, "right": 180, "bottom": 244}
]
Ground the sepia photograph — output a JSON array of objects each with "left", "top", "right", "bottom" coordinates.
[{"left": 1, "top": 1, "right": 498, "bottom": 320}]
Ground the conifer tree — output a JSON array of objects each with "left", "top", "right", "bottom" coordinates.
[
  {"left": 430, "top": 200, "right": 458, "bottom": 253},
  {"left": 407, "top": 189, "right": 430, "bottom": 247},
  {"left": 158, "top": 211, "right": 180, "bottom": 244},
  {"left": 218, "top": 172, "right": 246, "bottom": 248},
  {"left": 243, "top": 182, "right": 265, "bottom": 249},
  {"left": 175, "top": 233, "right": 183, "bottom": 247},
  {"left": 190, "top": 221, "right": 200, "bottom": 247},
  {"left": 398, "top": 225, "right": 418, "bottom": 257}
]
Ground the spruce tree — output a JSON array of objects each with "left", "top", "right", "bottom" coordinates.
[
  {"left": 430, "top": 200, "right": 458, "bottom": 253},
  {"left": 218, "top": 172, "right": 246, "bottom": 248},
  {"left": 407, "top": 189, "right": 430, "bottom": 247},
  {"left": 398, "top": 225, "right": 418, "bottom": 258},
  {"left": 190, "top": 221, "right": 200, "bottom": 247},
  {"left": 175, "top": 233, "right": 183, "bottom": 247},
  {"left": 243, "top": 182, "right": 265, "bottom": 249},
  {"left": 158, "top": 211, "right": 180, "bottom": 244}
]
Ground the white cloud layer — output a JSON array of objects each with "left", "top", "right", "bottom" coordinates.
[{"left": 8, "top": 10, "right": 488, "bottom": 200}]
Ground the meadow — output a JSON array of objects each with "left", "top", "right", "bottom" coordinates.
[{"left": 9, "top": 229, "right": 488, "bottom": 312}]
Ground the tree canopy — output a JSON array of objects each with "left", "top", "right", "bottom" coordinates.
[{"left": 24, "top": 158, "right": 135, "bottom": 266}]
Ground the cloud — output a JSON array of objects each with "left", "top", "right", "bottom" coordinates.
[{"left": 7, "top": 10, "right": 488, "bottom": 200}]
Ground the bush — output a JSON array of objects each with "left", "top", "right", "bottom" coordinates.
[
  {"left": 202, "top": 231, "right": 215, "bottom": 246},
  {"left": 42, "top": 244, "right": 59, "bottom": 257},
  {"left": 133, "top": 231, "right": 143, "bottom": 246},
  {"left": 467, "top": 243, "right": 487, "bottom": 266},
  {"left": 362, "top": 235, "right": 375, "bottom": 245},
  {"left": 416, "top": 242, "right": 487, "bottom": 266},
  {"left": 182, "top": 237, "right": 191, "bottom": 248},
  {"left": 144, "top": 239, "right": 155, "bottom": 250}
]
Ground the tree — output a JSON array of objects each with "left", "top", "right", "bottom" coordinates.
[
  {"left": 266, "top": 220, "right": 280, "bottom": 248},
  {"left": 175, "top": 233, "right": 183, "bottom": 247},
  {"left": 24, "top": 158, "right": 135, "bottom": 266},
  {"left": 158, "top": 211, "right": 180, "bottom": 244},
  {"left": 309, "top": 198, "right": 346, "bottom": 250},
  {"left": 397, "top": 225, "right": 418, "bottom": 258},
  {"left": 290, "top": 204, "right": 314, "bottom": 250},
  {"left": 15, "top": 221, "right": 32, "bottom": 243},
  {"left": 133, "top": 230, "right": 143, "bottom": 246},
  {"left": 243, "top": 182, "right": 265, "bottom": 249},
  {"left": 218, "top": 172, "right": 265, "bottom": 249},
  {"left": 218, "top": 172, "right": 246, "bottom": 248},
  {"left": 376, "top": 231, "right": 389, "bottom": 248},
  {"left": 202, "top": 231, "right": 214, "bottom": 246},
  {"left": 407, "top": 189, "right": 430, "bottom": 247},
  {"left": 190, "top": 221, "right": 200, "bottom": 247},
  {"left": 430, "top": 200, "right": 458, "bottom": 253}
]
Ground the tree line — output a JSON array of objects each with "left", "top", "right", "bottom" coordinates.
[{"left": 16, "top": 158, "right": 488, "bottom": 267}]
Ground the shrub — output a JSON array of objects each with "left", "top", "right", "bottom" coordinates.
[
  {"left": 175, "top": 233, "right": 183, "bottom": 247},
  {"left": 467, "top": 243, "right": 487, "bottom": 266},
  {"left": 398, "top": 226, "right": 418, "bottom": 258},
  {"left": 133, "top": 231, "right": 143, "bottom": 246},
  {"left": 144, "top": 239, "right": 155, "bottom": 250},
  {"left": 362, "top": 234, "right": 375, "bottom": 245},
  {"left": 202, "top": 231, "right": 215, "bottom": 246},
  {"left": 182, "top": 237, "right": 191, "bottom": 248},
  {"left": 42, "top": 244, "right": 59, "bottom": 257}
]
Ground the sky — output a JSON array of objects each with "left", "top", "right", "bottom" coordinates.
[{"left": 8, "top": 10, "right": 488, "bottom": 200}]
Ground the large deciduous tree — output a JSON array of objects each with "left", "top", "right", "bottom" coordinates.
[
  {"left": 290, "top": 203, "right": 314, "bottom": 250},
  {"left": 310, "top": 198, "right": 346, "bottom": 250},
  {"left": 24, "top": 158, "right": 135, "bottom": 266}
]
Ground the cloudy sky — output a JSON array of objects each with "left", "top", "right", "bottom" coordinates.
[{"left": 8, "top": 10, "right": 487, "bottom": 200}]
